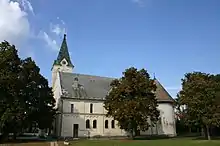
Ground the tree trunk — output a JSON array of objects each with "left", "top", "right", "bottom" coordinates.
[
  {"left": 28, "top": 126, "right": 32, "bottom": 133},
  {"left": 131, "top": 129, "right": 134, "bottom": 139},
  {"left": 13, "top": 132, "right": 17, "bottom": 140},
  {"left": 38, "top": 129, "right": 45, "bottom": 138},
  {"left": 134, "top": 126, "right": 140, "bottom": 137},
  {"left": 206, "top": 125, "right": 211, "bottom": 140},
  {"left": 135, "top": 129, "right": 140, "bottom": 136},
  {"left": 48, "top": 128, "right": 51, "bottom": 136},
  {"left": 201, "top": 126, "right": 207, "bottom": 138}
]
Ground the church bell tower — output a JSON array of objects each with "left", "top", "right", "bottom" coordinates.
[{"left": 51, "top": 34, "right": 74, "bottom": 87}]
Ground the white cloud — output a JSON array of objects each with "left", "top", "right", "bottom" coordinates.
[
  {"left": 39, "top": 31, "right": 59, "bottom": 51},
  {"left": 57, "top": 17, "right": 65, "bottom": 25},
  {"left": 0, "top": 0, "right": 64, "bottom": 57},
  {"left": 61, "top": 20, "right": 65, "bottom": 25},
  {"left": 39, "top": 18, "right": 67, "bottom": 51},
  {"left": 0, "top": 0, "right": 64, "bottom": 53},
  {"left": 50, "top": 18, "right": 67, "bottom": 37},
  {"left": 0, "top": 0, "right": 30, "bottom": 47},
  {"left": 131, "top": 0, "right": 145, "bottom": 7},
  {"left": 50, "top": 23, "right": 66, "bottom": 37},
  {"left": 19, "top": 0, "right": 34, "bottom": 15}
]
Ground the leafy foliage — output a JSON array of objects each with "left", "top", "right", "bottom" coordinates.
[
  {"left": 20, "top": 58, "right": 56, "bottom": 130},
  {"left": 0, "top": 41, "right": 56, "bottom": 140},
  {"left": 104, "top": 67, "right": 159, "bottom": 137},
  {"left": 178, "top": 72, "right": 220, "bottom": 140}
]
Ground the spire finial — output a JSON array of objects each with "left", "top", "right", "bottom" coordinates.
[{"left": 153, "top": 73, "right": 156, "bottom": 80}]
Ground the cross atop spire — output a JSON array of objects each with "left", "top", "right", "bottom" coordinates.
[{"left": 53, "top": 34, "right": 74, "bottom": 68}]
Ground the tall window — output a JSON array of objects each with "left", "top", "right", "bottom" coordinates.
[
  {"left": 71, "top": 104, "right": 74, "bottom": 113},
  {"left": 93, "top": 120, "right": 97, "bottom": 129},
  {"left": 86, "top": 119, "right": 90, "bottom": 129},
  {"left": 90, "top": 103, "right": 93, "bottom": 113},
  {"left": 111, "top": 120, "right": 115, "bottom": 128},
  {"left": 105, "top": 120, "right": 108, "bottom": 129}
]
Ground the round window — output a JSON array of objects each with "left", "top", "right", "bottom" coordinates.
[{"left": 62, "top": 61, "right": 66, "bottom": 65}]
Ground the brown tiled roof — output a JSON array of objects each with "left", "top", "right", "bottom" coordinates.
[{"left": 154, "top": 79, "right": 174, "bottom": 103}]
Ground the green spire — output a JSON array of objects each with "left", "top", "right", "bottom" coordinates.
[{"left": 53, "top": 34, "right": 74, "bottom": 67}]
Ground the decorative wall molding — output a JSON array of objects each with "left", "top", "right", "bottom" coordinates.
[
  {"left": 63, "top": 112, "right": 106, "bottom": 116},
  {"left": 85, "top": 115, "right": 99, "bottom": 118},
  {"left": 63, "top": 114, "right": 79, "bottom": 118}
]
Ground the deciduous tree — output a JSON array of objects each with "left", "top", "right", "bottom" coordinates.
[
  {"left": 178, "top": 72, "right": 220, "bottom": 140},
  {"left": 20, "top": 57, "right": 56, "bottom": 134},
  {"left": 104, "top": 67, "right": 159, "bottom": 138},
  {"left": 0, "top": 41, "right": 24, "bottom": 140},
  {"left": 0, "top": 41, "right": 56, "bottom": 141}
]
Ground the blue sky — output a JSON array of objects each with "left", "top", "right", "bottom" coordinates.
[{"left": 1, "top": 0, "right": 220, "bottom": 98}]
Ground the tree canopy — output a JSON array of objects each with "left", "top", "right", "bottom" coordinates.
[
  {"left": 177, "top": 72, "right": 220, "bottom": 140},
  {"left": 104, "top": 67, "right": 159, "bottom": 137},
  {"left": 0, "top": 41, "right": 56, "bottom": 140}
]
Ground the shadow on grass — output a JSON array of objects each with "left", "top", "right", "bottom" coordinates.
[
  {"left": 130, "top": 134, "right": 213, "bottom": 141},
  {"left": 176, "top": 133, "right": 220, "bottom": 140},
  {"left": 192, "top": 136, "right": 220, "bottom": 140},
  {"left": 0, "top": 136, "right": 58, "bottom": 144},
  {"left": 129, "top": 135, "right": 175, "bottom": 140}
]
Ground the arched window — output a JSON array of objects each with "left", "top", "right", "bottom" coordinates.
[
  {"left": 105, "top": 120, "right": 108, "bottom": 129},
  {"left": 86, "top": 119, "right": 90, "bottom": 129},
  {"left": 111, "top": 120, "right": 115, "bottom": 128},
  {"left": 93, "top": 120, "right": 97, "bottom": 129}
]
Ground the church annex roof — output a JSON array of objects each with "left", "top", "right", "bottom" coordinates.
[
  {"left": 59, "top": 72, "right": 174, "bottom": 103},
  {"left": 53, "top": 34, "right": 74, "bottom": 67},
  {"left": 154, "top": 79, "right": 174, "bottom": 103}
]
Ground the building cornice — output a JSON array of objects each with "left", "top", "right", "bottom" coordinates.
[{"left": 61, "top": 96, "right": 174, "bottom": 104}]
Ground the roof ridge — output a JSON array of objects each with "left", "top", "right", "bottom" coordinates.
[{"left": 60, "top": 72, "right": 116, "bottom": 79}]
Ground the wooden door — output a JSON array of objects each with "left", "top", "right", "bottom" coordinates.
[{"left": 73, "top": 124, "right": 79, "bottom": 138}]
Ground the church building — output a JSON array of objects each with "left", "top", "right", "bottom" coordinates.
[{"left": 52, "top": 34, "right": 176, "bottom": 138}]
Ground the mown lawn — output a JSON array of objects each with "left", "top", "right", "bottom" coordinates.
[
  {"left": 2, "top": 138, "right": 220, "bottom": 146},
  {"left": 69, "top": 139, "right": 220, "bottom": 146}
]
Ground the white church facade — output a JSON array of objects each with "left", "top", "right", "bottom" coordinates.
[{"left": 52, "top": 34, "right": 176, "bottom": 138}]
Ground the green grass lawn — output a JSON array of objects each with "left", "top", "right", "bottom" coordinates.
[
  {"left": 3, "top": 138, "right": 220, "bottom": 146},
  {"left": 69, "top": 139, "right": 220, "bottom": 146}
]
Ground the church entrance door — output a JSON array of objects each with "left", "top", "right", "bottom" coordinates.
[{"left": 73, "top": 124, "right": 79, "bottom": 138}]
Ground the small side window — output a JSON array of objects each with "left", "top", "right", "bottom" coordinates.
[
  {"left": 71, "top": 104, "right": 74, "bottom": 113},
  {"left": 111, "top": 120, "right": 115, "bottom": 128},
  {"left": 105, "top": 120, "right": 108, "bottom": 129}
]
